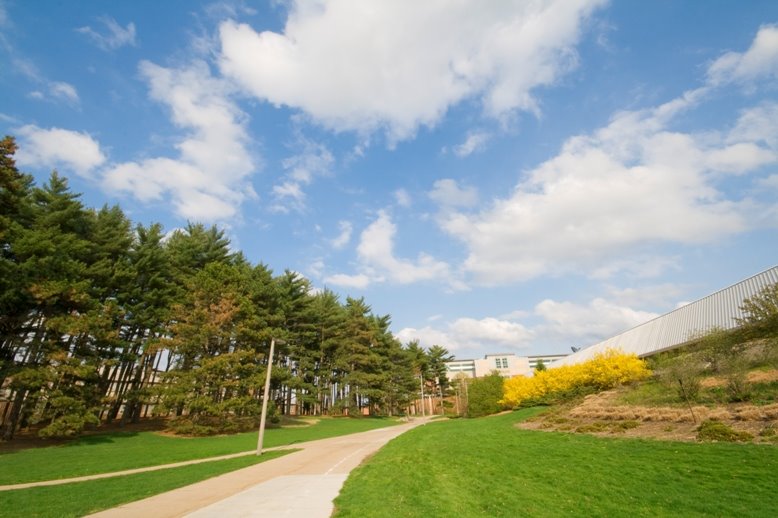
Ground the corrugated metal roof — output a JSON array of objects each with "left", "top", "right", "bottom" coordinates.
[{"left": 552, "top": 265, "right": 778, "bottom": 367}]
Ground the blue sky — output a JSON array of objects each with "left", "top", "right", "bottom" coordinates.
[{"left": 2, "top": 1, "right": 777, "bottom": 359}]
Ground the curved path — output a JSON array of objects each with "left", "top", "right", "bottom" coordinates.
[{"left": 87, "top": 417, "right": 432, "bottom": 518}]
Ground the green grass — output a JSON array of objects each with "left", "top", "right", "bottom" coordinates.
[
  {"left": 616, "top": 378, "right": 681, "bottom": 406},
  {"left": 617, "top": 376, "right": 778, "bottom": 407},
  {"left": 333, "top": 409, "right": 778, "bottom": 517},
  {"left": 0, "top": 416, "right": 399, "bottom": 485},
  {"left": 0, "top": 450, "right": 293, "bottom": 518}
]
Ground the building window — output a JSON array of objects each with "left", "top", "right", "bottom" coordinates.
[
  {"left": 495, "top": 358, "right": 501, "bottom": 368},
  {"left": 501, "top": 358, "right": 508, "bottom": 368}
]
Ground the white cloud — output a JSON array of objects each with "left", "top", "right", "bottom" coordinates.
[
  {"left": 707, "top": 24, "right": 778, "bottom": 86},
  {"left": 590, "top": 256, "right": 680, "bottom": 280},
  {"left": 77, "top": 17, "right": 137, "bottom": 50},
  {"left": 308, "top": 259, "right": 325, "bottom": 278},
  {"left": 8, "top": 51, "right": 79, "bottom": 106},
  {"left": 326, "top": 210, "right": 452, "bottom": 288},
  {"left": 705, "top": 142, "right": 775, "bottom": 174},
  {"left": 394, "top": 188, "right": 411, "bottom": 208},
  {"left": 604, "top": 283, "right": 685, "bottom": 309},
  {"left": 399, "top": 296, "right": 657, "bottom": 354},
  {"left": 48, "top": 81, "right": 79, "bottom": 105},
  {"left": 396, "top": 326, "right": 455, "bottom": 350},
  {"left": 271, "top": 136, "right": 333, "bottom": 212},
  {"left": 533, "top": 297, "right": 659, "bottom": 347},
  {"left": 451, "top": 317, "right": 533, "bottom": 346},
  {"left": 429, "top": 179, "right": 478, "bottom": 209},
  {"left": 398, "top": 316, "right": 532, "bottom": 352},
  {"left": 439, "top": 75, "right": 778, "bottom": 283},
  {"left": 323, "top": 272, "right": 370, "bottom": 289},
  {"left": 330, "top": 220, "right": 352, "bottom": 249},
  {"left": 728, "top": 102, "right": 778, "bottom": 150},
  {"left": 218, "top": 0, "right": 605, "bottom": 142},
  {"left": 15, "top": 125, "right": 105, "bottom": 176},
  {"left": 453, "top": 130, "right": 491, "bottom": 157},
  {"left": 356, "top": 210, "right": 450, "bottom": 284},
  {"left": 102, "top": 60, "right": 256, "bottom": 222},
  {"left": 759, "top": 174, "right": 778, "bottom": 190}
]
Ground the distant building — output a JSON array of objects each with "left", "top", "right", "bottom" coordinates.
[{"left": 445, "top": 352, "right": 567, "bottom": 380}]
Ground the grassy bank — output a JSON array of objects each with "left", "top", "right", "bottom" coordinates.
[
  {"left": 0, "top": 416, "right": 399, "bottom": 485},
  {"left": 0, "top": 450, "right": 292, "bottom": 518},
  {"left": 333, "top": 409, "right": 778, "bottom": 517}
]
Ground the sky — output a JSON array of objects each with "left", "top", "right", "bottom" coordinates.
[{"left": 1, "top": 1, "right": 777, "bottom": 360}]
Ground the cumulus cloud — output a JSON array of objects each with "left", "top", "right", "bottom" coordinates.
[
  {"left": 707, "top": 24, "right": 778, "bottom": 86},
  {"left": 326, "top": 210, "right": 452, "bottom": 288},
  {"left": 429, "top": 179, "right": 479, "bottom": 209},
  {"left": 440, "top": 68, "right": 777, "bottom": 284},
  {"left": 727, "top": 102, "right": 778, "bottom": 150},
  {"left": 356, "top": 210, "right": 450, "bottom": 284},
  {"left": 394, "top": 188, "right": 411, "bottom": 208},
  {"left": 533, "top": 298, "right": 658, "bottom": 347},
  {"left": 398, "top": 297, "right": 657, "bottom": 354},
  {"left": 323, "top": 272, "right": 370, "bottom": 289},
  {"left": 15, "top": 125, "right": 105, "bottom": 176},
  {"left": 218, "top": 0, "right": 605, "bottom": 142},
  {"left": 397, "top": 316, "right": 532, "bottom": 352},
  {"left": 102, "top": 60, "right": 256, "bottom": 222},
  {"left": 77, "top": 17, "right": 137, "bottom": 50}
]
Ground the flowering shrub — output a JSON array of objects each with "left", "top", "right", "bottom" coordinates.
[{"left": 502, "top": 349, "right": 651, "bottom": 407}]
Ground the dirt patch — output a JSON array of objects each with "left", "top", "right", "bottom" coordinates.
[{"left": 519, "top": 389, "right": 778, "bottom": 444}]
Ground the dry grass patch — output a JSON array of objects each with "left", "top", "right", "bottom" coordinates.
[{"left": 522, "top": 388, "right": 778, "bottom": 443}]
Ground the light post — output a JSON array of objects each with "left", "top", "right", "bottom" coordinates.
[
  {"left": 419, "top": 373, "right": 425, "bottom": 417},
  {"left": 438, "top": 378, "right": 445, "bottom": 416},
  {"left": 257, "top": 337, "right": 284, "bottom": 455}
]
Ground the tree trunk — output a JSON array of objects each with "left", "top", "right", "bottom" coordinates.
[{"left": 2, "top": 389, "right": 27, "bottom": 441}]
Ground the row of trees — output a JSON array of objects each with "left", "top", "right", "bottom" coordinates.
[{"left": 0, "top": 136, "right": 452, "bottom": 439}]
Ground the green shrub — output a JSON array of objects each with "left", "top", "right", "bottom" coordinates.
[
  {"left": 576, "top": 422, "right": 607, "bottom": 433},
  {"left": 467, "top": 373, "right": 506, "bottom": 417},
  {"left": 696, "top": 420, "right": 753, "bottom": 443},
  {"left": 167, "top": 415, "right": 259, "bottom": 436},
  {"left": 611, "top": 420, "right": 640, "bottom": 432}
]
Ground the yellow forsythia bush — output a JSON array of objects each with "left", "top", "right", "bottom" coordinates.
[{"left": 502, "top": 349, "right": 651, "bottom": 407}]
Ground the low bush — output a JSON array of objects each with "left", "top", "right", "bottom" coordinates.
[
  {"left": 696, "top": 419, "right": 753, "bottom": 443},
  {"left": 467, "top": 373, "right": 506, "bottom": 417},
  {"left": 167, "top": 415, "right": 259, "bottom": 436},
  {"left": 502, "top": 349, "right": 651, "bottom": 408}
]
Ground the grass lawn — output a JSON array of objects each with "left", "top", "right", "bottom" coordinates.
[
  {"left": 333, "top": 409, "right": 778, "bottom": 517},
  {"left": 0, "top": 450, "right": 293, "bottom": 518},
  {"left": 0, "top": 416, "right": 399, "bottom": 485}
]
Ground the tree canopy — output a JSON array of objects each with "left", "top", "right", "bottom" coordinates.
[{"left": 0, "top": 136, "right": 447, "bottom": 439}]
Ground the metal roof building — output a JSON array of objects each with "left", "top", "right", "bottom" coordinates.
[{"left": 552, "top": 265, "right": 778, "bottom": 367}]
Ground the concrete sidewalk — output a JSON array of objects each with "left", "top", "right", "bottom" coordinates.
[{"left": 88, "top": 417, "right": 431, "bottom": 518}]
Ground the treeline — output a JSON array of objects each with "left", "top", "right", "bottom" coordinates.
[{"left": 0, "top": 136, "right": 447, "bottom": 440}]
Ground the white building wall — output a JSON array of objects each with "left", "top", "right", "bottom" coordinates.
[{"left": 553, "top": 265, "right": 778, "bottom": 368}]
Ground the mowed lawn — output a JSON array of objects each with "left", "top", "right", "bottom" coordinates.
[
  {"left": 0, "top": 416, "right": 401, "bottom": 518},
  {"left": 0, "top": 416, "right": 399, "bottom": 485},
  {"left": 0, "top": 450, "right": 292, "bottom": 518},
  {"left": 334, "top": 409, "right": 778, "bottom": 517}
]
